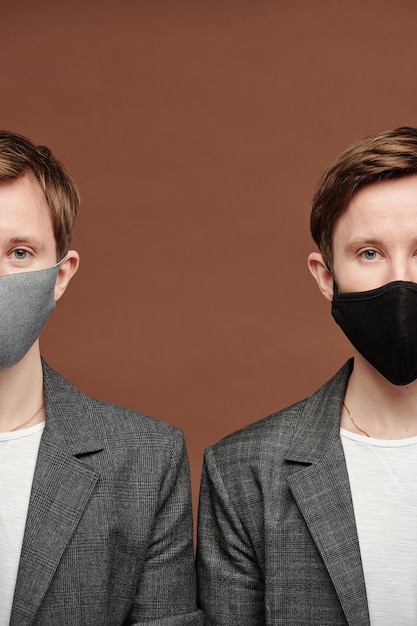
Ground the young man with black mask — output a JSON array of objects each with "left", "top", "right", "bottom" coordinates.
[
  {"left": 0, "top": 130, "right": 202, "bottom": 626},
  {"left": 196, "top": 127, "right": 417, "bottom": 626}
]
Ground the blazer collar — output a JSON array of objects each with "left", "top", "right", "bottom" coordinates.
[
  {"left": 41, "top": 359, "right": 104, "bottom": 455},
  {"left": 285, "top": 359, "right": 370, "bottom": 626},
  {"left": 11, "top": 361, "right": 103, "bottom": 625},
  {"left": 285, "top": 358, "right": 353, "bottom": 464}
]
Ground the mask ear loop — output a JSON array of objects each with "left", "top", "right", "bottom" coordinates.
[
  {"left": 55, "top": 252, "right": 68, "bottom": 268},
  {"left": 0, "top": 256, "right": 68, "bottom": 283}
]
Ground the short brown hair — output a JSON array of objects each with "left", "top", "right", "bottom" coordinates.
[
  {"left": 310, "top": 127, "right": 417, "bottom": 270},
  {"left": 0, "top": 130, "right": 80, "bottom": 258}
]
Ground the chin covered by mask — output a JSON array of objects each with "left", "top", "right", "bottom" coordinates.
[
  {"left": 0, "top": 261, "right": 62, "bottom": 372},
  {"left": 331, "top": 280, "right": 417, "bottom": 386}
]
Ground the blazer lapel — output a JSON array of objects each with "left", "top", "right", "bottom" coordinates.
[
  {"left": 285, "top": 361, "right": 370, "bottom": 626},
  {"left": 10, "top": 363, "right": 103, "bottom": 626}
]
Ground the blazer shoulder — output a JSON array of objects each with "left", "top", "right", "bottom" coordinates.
[
  {"left": 207, "top": 359, "right": 353, "bottom": 463},
  {"left": 207, "top": 396, "right": 308, "bottom": 466},
  {"left": 42, "top": 360, "right": 185, "bottom": 449}
]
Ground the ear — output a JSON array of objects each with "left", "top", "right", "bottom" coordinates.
[
  {"left": 307, "top": 252, "right": 334, "bottom": 301},
  {"left": 54, "top": 250, "right": 80, "bottom": 301}
]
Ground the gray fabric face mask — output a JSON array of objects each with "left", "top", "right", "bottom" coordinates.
[{"left": 0, "top": 261, "right": 61, "bottom": 372}]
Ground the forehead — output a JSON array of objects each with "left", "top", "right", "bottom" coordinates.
[
  {"left": 0, "top": 172, "right": 48, "bottom": 209},
  {"left": 0, "top": 173, "right": 53, "bottom": 235},
  {"left": 333, "top": 175, "right": 417, "bottom": 243}
]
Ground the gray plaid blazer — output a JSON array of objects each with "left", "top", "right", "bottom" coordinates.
[
  {"left": 196, "top": 359, "right": 370, "bottom": 626},
  {"left": 10, "top": 361, "right": 203, "bottom": 626}
]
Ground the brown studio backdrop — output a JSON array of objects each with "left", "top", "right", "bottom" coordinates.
[{"left": 1, "top": 0, "right": 416, "bottom": 519}]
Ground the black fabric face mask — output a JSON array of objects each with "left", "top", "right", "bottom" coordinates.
[{"left": 331, "top": 280, "right": 417, "bottom": 386}]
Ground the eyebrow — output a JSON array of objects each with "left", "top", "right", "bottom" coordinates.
[
  {"left": 344, "top": 236, "right": 417, "bottom": 254},
  {"left": 344, "top": 238, "right": 382, "bottom": 251},
  {"left": 7, "top": 236, "right": 46, "bottom": 248}
]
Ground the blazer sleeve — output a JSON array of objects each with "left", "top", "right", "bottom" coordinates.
[
  {"left": 128, "top": 429, "right": 203, "bottom": 625},
  {"left": 196, "top": 446, "right": 265, "bottom": 626}
]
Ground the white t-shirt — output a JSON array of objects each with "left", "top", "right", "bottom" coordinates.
[
  {"left": 0, "top": 422, "right": 44, "bottom": 626},
  {"left": 341, "top": 428, "right": 417, "bottom": 625}
]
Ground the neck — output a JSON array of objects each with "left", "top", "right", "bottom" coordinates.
[
  {"left": 0, "top": 345, "right": 45, "bottom": 433},
  {"left": 342, "top": 354, "right": 417, "bottom": 439}
]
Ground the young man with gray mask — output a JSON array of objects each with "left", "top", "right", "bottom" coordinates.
[
  {"left": 0, "top": 130, "right": 202, "bottom": 626},
  {"left": 197, "top": 127, "right": 417, "bottom": 626}
]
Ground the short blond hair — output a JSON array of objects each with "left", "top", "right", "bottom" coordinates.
[{"left": 0, "top": 130, "right": 80, "bottom": 258}]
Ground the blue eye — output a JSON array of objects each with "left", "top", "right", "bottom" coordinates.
[
  {"left": 13, "top": 249, "right": 28, "bottom": 260},
  {"left": 362, "top": 250, "right": 378, "bottom": 260}
]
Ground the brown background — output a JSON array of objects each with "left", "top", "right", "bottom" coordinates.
[{"left": 1, "top": 0, "right": 416, "bottom": 517}]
